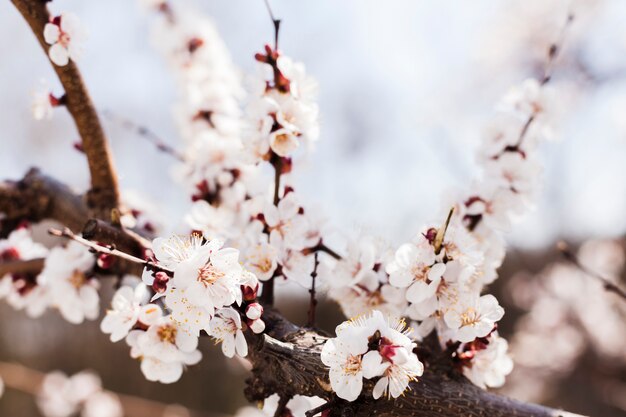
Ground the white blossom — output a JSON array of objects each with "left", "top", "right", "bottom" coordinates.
[
  {"left": 43, "top": 13, "right": 86, "bottom": 66},
  {"left": 82, "top": 392, "right": 123, "bottom": 417},
  {"left": 0, "top": 228, "right": 50, "bottom": 316},
  {"left": 443, "top": 294, "right": 504, "bottom": 343},
  {"left": 127, "top": 316, "right": 202, "bottom": 383},
  {"left": 37, "top": 371, "right": 101, "bottom": 417},
  {"left": 321, "top": 311, "right": 423, "bottom": 401},
  {"left": 171, "top": 238, "right": 244, "bottom": 317},
  {"left": 100, "top": 283, "right": 154, "bottom": 342},
  {"left": 461, "top": 334, "right": 513, "bottom": 389},
  {"left": 37, "top": 242, "right": 98, "bottom": 324},
  {"left": 208, "top": 307, "right": 248, "bottom": 358}
]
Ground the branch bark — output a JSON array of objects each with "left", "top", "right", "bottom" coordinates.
[
  {"left": 10, "top": 0, "right": 120, "bottom": 217},
  {"left": 0, "top": 168, "right": 88, "bottom": 235},
  {"left": 246, "top": 310, "right": 586, "bottom": 417}
]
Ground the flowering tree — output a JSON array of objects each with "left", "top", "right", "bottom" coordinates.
[{"left": 1, "top": 1, "right": 622, "bottom": 416}]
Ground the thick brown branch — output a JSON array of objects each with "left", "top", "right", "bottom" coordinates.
[
  {"left": 0, "top": 168, "right": 88, "bottom": 235},
  {"left": 0, "top": 258, "right": 45, "bottom": 277},
  {"left": 246, "top": 310, "right": 586, "bottom": 417},
  {"left": 82, "top": 219, "right": 150, "bottom": 257},
  {"left": 11, "top": 0, "right": 120, "bottom": 217}
]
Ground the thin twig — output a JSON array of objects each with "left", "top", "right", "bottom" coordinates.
[
  {"left": 302, "top": 242, "right": 343, "bottom": 260},
  {"left": 558, "top": 241, "right": 626, "bottom": 302},
  {"left": 261, "top": 157, "right": 284, "bottom": 305},
  {"left": 102, "top": 110, "right": 185, "bottom": 162},
  {"left": 513, "top": 12, "right": 574, "bottom": 149},
  {"left": 263, "top": 0, "right": 281, "bottom": 50},
  {"left": 307, "top": 252, "right": 320, "bottom": 328},
  {"left": 305, "top": 400, "right": 335, "bottom": 417},
  {"left": 48, "top": 227, "right": 172, "bottom": 274}
]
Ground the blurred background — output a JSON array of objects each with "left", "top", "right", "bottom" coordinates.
[{"left": 0, "top": 0, "right": 625, "bottom": 416}]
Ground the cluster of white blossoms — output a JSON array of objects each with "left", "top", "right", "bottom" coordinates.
[
  {"left": 0, "top": 0, "right": 573, "bottom": 401},
  {"left": 142, "top": 1, "right": 332, "bottom": 297},
  {"left": 319, "top": 75, "right": 557, "bottom": 395},
  {"left": 235, "top": 394, "right": 325, "bottom": 417},
  {"left": 37, "top": 371, "right": 122, "bottom": 417},
  {"left": 245, "top": 43, "right": 320, "bottom": 159},
  {"left": 0, "top": 227, "right": 100, "bottom": 324},
  {"left": 99, "top": 234, "right": 262, "bottom": 383},
  {"left": 321, "top": 311, "right": 424, "bottom": 401},
  {"left": 43, "top": 12, "right": 86, "bottom": 67},
  {"left": 100, "top": 274, "right": 202, "bottom": 383}
]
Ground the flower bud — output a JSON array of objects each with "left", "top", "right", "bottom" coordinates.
[
  {"left": 248, "top": 318, "right": 266, "bottom": 334},
  {"left": 245, "top": 303, "right": 263, "bottom": 320}
]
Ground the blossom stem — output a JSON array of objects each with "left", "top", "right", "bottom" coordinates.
[
  {"left": 434, "top": 207, "right": 455, "bottom": 255},
  {"left": 302, "top": 242, "right": 343, "bottom": 260},
  {"left": 558, "top": 241, "right": 626, "bottom": 302},
  {"left": 263, "top": 0, "right": 281, "bottom": 50},
  {"left": 48, "top": 227, "right": 172, "bottom": 275},
  {"left": 306, "top": 252, "right": 319, "bottom": 328},
  {"left": 261, "top": 157, "right": 283, "bottom": 306},
  {"left": 512, "top": 13, "right": 574, "bottom": 150}
]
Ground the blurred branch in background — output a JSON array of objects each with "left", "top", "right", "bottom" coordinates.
[{"left": 0, "top": 361, "right": 225, "bottom": 417}]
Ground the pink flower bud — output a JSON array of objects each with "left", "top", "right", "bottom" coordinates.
[
  {"left": 245, "top": 303, "right": 263, "bottom": 320},
  {"left": 248, "top": 318, "right": 265, "bottom": 334},
  {"left": 152, "top": 271, "right": 169, "bottom": 293},
  {"left": 242, "top": 284, "right": 258, "bottom": 301},
  {"left": 97, "top": 253, "right": 114, "bottom": 269}
]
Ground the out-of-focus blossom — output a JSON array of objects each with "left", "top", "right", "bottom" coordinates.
[{"left": 43, "top": 13, "right": 86, "bottom": 66}]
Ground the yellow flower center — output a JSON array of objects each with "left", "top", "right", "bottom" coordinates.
[
  {"left": 343, "top": 355, "right": 362, "bottom": 375},
  {"left": 158, "top": 324, "right": 177, "bottom": 344},
  {"left": 69, "top": 270, "right": 86, "bottom": 289},
  {"left": 460, "top": 307, "right": 479, "bottom": 327},
  {"left": 197, "top": 263, "right": 224, "bottom": 287}
]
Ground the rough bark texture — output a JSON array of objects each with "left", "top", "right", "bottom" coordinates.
[
  {"left": 0, "top": 170, "right": 146, "bottom": 276},
  {"left": 0, "top": 168, "right": 88, "bottom": 235},
  {"left": 245, "top": 310, "right": 586, "bottom": 417},
  {"left": 10, "top": 0, "right": 120, "bottom": 217}
]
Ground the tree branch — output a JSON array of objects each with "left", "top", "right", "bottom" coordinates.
[
  {"left": 245, "top": 310, "right": 586, "bottom": 417},
  {"left": 82, "top": 219, "right": 151, "bottom": 257},
  {"left": 0, "top": 361, "right": 224, "bottom": 417},
  {"left": 558, "top": 241, "right": 626, "bottom": 302},
  {"left": 0, "top": 258, "right": 45, "bottom": 278},
  {"left": 11, "top": 0, "right": 120, "bottom": 217},
  {"left": 0, "top": 168, "right": 88, "bottom": 235}
]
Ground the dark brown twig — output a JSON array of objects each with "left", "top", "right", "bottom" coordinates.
[
  {"left": 306, "top": 252, "right": 319, "bottom": 328},
  {"left": 305, "top": 400, "right": 335, "bottom": 417},
  {"left": 263, "top": 0, "right": 281, "bottom": 50}
]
